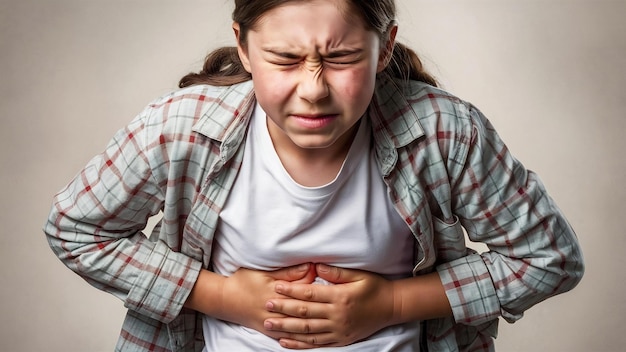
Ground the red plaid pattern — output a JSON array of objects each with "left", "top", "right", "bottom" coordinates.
[{"left": 44, "top": 76, "right": 583, "bottom": 351}]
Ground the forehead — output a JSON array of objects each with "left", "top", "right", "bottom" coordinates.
[
  {"left": 250, "top": 0, "right": 373, "bottom": 49},
  {"left": 255, "top": 0, "right": 364, "bottom": 26}
]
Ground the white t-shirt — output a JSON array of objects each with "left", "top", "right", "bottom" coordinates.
[{"left": 203, "top": 104, "right": 420, "bottom": 351}]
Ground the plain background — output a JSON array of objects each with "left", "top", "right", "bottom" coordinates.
[{"left": 1, "top": 0, "right": 624, "bottom": 351}]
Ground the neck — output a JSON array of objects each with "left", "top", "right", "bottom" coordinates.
[{"left": 267, "top": 119, "right": 360, "bottom": 187}]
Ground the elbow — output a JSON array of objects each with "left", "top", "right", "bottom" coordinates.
[
  {"left": 43, "top": 220, "right": 80, "bottom": 268},
  {"left": 559, "top": 248, "right": 585, "bottom": 294},
  {"left": 43, "top": 210, "right": 96, "bottom": 269},
  {"left": 533, "top": 241, "right": 585, "bottom": 299},
  {"left": 543, "top": 215, "right": 586, "bottom": 295},
  {"left": 553, "top": 225, "right": 585, "bottom": 295}
]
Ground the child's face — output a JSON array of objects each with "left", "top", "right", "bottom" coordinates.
[{"left": 235, "top": 0, "right": 393, "bottom": 154}]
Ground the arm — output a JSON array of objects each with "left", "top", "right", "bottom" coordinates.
[
  {"left": 43, "top": 111, "right": 205, "bottom": 323},
  {"left": 44, "top": 101, "right": 319, "bottom": 332},
  {"left": 185, "top": 264, "right": 317, "bottom": 340},
  {"left": 44, "top": 116, "right": 318, "bottom": 331},
  {"left": 438, "top": 104, "right": 584, "bottom": 325}
]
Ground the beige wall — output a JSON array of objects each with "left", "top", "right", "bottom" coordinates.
[{"left": 1, "top": 0, "right": 624, "bottom": 351}]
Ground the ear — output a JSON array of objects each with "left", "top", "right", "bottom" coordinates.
[
  {"left": 233, "top": 22, "right": 252, "bottom": 73},
  {"left": 377, "top": 23, "right": 398, "bottom": 73}
]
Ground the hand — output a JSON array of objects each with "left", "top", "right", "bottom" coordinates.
[
  {"left": 222, "top": 263, "right": 317, "bottom": 339},
  {"left": 187, "top": 263, "right": 317, "bottom": 341},
  {"left": 263, "top": 263, "right": 398, "bottom": 349}
]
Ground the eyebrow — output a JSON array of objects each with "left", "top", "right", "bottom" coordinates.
[
  {"left": 263, "top": 48, "right": 363, "bottom": 59},
  {"left": 325, "top": 49, "right": 364, "bottom": 58},
  {"left": 264, "top": 49, "right": 301, "bottom": 59}
]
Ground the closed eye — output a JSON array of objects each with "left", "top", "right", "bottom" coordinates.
[
  {"left": 323, "top": 49, "right": 363, "bottom": 66},
  {"left": 264, "top": 49, "right": 302, "bottom": 66},
  {"left": 325, "top": 59, "right": 359, "bottom": 65},
  {"left": 272, "top": 61, "right": 299, "bottom": 67}
]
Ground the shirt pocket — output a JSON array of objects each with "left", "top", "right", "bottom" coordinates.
[{"left": 432, "top": 215, "right": 469, "bottom": 263}]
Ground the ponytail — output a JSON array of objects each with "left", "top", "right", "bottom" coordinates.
[
  {"left": 179, "top": 47, "right": 251, "bottom": 88},
  {"left": 384, "top": 42, "right": 438, "bottom": 87}
]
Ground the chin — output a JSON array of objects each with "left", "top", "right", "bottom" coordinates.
[{"left": 292, "top": 137, "right": 337, "bottom": 150}]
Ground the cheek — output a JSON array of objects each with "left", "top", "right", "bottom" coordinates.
[
  {"left": 330, "top": 67, "right": 376, "bottom": 105},
  {"left": 251, "top": 69, "right": 292, "bottom": 106}
]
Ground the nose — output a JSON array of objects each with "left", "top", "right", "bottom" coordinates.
[{"left": 296, "top": 67, "right": 329, "bottom": 103}]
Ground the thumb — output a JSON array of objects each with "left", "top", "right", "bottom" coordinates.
[
  {"left": 315, "top": 263, "right": 362, "bottom": 284},
  {"left": 268, "top": 263, "right": 316, "bottom": 283}
]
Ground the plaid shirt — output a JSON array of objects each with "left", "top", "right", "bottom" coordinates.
[{"left": 44, "top": 75, "right": 583, "bottom": 352}]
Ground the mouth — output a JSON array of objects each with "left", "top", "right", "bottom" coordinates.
[{"left": 290, "top": 114, "right": 338, "bottom": 129}]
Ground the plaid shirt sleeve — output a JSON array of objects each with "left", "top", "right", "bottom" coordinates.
[
  {"left": 436, "top": 103, "right": 584, "bottom": 325},
  {"left": 43, "top": 99, "right": 203, "bottom": 324}
]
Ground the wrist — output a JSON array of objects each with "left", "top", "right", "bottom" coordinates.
[
  {"left": 389, "top": 279, "right": 405, "bottom": 326},
  {"left": 391, "top": 272, "right": 453, "bottom": 324},
  {"left": 184, "top": 269, "right": 227, "bottom": 318}
]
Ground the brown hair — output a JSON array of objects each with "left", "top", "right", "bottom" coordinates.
[{"left": 178, "top": 0, "right": 437, "bottom": 88}]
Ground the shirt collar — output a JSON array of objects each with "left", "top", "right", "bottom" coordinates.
[
  {"left": 192, "top": 80, "right": 256, "bottom": 143},
  {"left": 191, "top": 75, "right": 425, "bottom": 171},
  {"left": 369, "top": 74, "right": 426, "bottom": 149}
]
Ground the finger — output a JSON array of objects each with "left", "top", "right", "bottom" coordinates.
[
  {"left": 291, "top": 264, "right": 317, "bottom": 284},
  {"left": 277, "top": 333, "right": 339, "bottom": 348},
  {"left": 261, "top": 329, "right": 306, "bottom": 342},
  {"left": 268, "top": 263, "right": 313, "bottom": 282},
  {"left": 277, "top": 339, "right": 319, "bottom": 350},
  {"left": 266, "top": 299, "right": 328, "bottom": 319},
  {"left": 316, "top": 263, "right": 362, "bottom": 284},
  {"left": 264, "top": 317, "right": 331, "bottom": 335},
  {"left": 275, "top": 282, "right": 335, "bottom": 303}
]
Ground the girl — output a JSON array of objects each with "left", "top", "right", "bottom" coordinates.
[{"left": 44, "top": 0, "right": 584, "bottom": 351}]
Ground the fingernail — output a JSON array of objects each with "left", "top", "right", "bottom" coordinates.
[
  {"left": 265, "top": 301, "right": 274, "bottom": 310},
  {"left": 264, "top": 321, "right": 273, "bottom": 330},
  {"left": 317, "top": 263, "right": 330, "bottom": 273},
  {"left": 275, "top": 284, "right": 284, "bottom": 293},
  {"left": 297, "top": 263, "right": 309, "bottom": 271}
]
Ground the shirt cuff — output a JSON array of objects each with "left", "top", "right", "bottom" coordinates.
[
  {"left": 125, "top": 240, "right": 202, "bottom": 323},
  {"left": 437, "top": 254, "right": 501, "bottom": 325}
]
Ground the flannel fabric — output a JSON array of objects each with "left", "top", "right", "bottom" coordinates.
[{"left": 44, "top": 75, "right": 583, "bottom": 351}]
